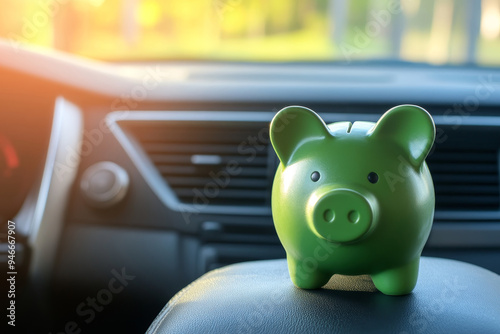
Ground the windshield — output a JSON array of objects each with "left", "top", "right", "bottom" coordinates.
[{"left": 1, "top": 0, "right": 500, "bottom": 66}]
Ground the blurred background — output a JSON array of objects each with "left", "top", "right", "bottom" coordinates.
[{"left": 0, "top": 0, "right": 499, "bottom": 65}]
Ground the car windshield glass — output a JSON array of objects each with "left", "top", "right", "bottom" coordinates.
[{"left": 1, "top": 0, "right": 499, "bottom": 66}]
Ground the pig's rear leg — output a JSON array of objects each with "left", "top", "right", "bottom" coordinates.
[
  {"left": 287, "top": 255, "right": 332, "bottom": 289},
  {"left": 370, "top": 257, "right": 420, "bottom": 295}
]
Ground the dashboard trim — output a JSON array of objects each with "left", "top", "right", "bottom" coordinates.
[
  {"left": 428, "top": 223, "right": 500, "bottom": 247},
  {"left": 26, "top": 97, "right": 83, "bottom": 287}
]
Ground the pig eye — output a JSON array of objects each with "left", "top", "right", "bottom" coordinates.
[
  {"left": 311, "top": 171, "right": 321, "bottom": 182},
  {"left": 367, "top": 172, "right": 379, "bottom": 184}
]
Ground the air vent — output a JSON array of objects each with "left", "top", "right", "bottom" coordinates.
[
  {"left": 112, "top": 111, "right": 500, "bottom": 216},
  {"left": 126, "top": 121, "right": 272, "bottom": 208},
  {"left": 427, "top": 147, "right": 499, "bottom": 211}
]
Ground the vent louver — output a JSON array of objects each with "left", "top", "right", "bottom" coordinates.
[
  {"left": 427, "top": 147, "right": 499, "bottom": 211},
  {"left": 126, "top": 122, "right": 272, "bottom": 208},
  {"left": 117, "top": 113, "right": 500, "bottom": 215}
]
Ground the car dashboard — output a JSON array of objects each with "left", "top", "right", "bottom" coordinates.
[{"left": 1, "top": 41, "right": 500, "bottom": 333}]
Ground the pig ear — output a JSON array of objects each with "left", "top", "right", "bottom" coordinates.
[
  {"left": 270, "top": 106, "right": 330, "bottom": 166},
  {"left": 370, "top": 105, "right": 435, "bottom": 166}
]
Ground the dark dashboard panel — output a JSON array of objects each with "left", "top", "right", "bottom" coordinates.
[{"left": 57, "top": 101, "right": 500, "bottom": 331}]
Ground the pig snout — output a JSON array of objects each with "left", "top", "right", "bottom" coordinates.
[{"left": 310, "top": 189, "right": 376, "bottom": 243}]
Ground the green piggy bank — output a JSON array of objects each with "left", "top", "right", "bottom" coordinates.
[{"left": 270, "top": 105, "right": 436, "bottom": 295}]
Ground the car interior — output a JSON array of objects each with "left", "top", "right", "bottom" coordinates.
[{"left": 1, "top": 1, "right": 500, "bottom": 333}]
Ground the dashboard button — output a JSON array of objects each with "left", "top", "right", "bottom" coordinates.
[{"left": 80, "top": 161, "right": 129, "bottom": 208}]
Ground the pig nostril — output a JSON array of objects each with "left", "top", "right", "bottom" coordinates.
[
  {"left": 348, "top": 210, "right": 360, "bottom": 224},
  {"left": 323, "top": 209, "right": 335, "bottom": 223}
]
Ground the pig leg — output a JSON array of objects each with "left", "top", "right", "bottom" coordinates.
[
  {"left": 370, "top": 257, "right": 420, "bottom": 295},
  {"left": 287, "top": 255, "right": 332, "bottom": 289}
]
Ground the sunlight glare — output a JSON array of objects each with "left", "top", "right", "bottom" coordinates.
[
  {"left": 137, "top": 0, "right": 162, "bottom": 28},
  {"left": 481, "top": 0, "right": 500, "bottom": 40}
]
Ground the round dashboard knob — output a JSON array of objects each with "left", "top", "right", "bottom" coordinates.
[{"left": 80, "top": 161, "right": 129, "bottom": 208}]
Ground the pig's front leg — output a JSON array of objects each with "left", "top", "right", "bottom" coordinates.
[
  {"left": 286, "top": 255, "right": 332, "bottom": 289},
  {"left": 370, "top": 257, "right": 420, "bottom": 295}
]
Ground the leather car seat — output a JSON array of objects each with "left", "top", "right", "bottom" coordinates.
[{"left": 147, "top": 257, "right": 500, "bottom": 334}]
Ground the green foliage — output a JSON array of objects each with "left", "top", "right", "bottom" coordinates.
[{"left": 0, "top": 0, "right": 499, "bottom": 65}]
